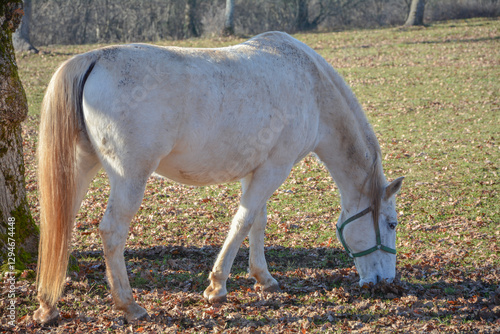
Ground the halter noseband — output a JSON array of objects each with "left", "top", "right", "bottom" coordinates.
[{"left": 337, "top": 207, "right": 397, "bottom": 258}]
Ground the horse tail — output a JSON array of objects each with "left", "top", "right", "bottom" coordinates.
[{"left": 37, "top": 54, "right": 97, "bottom": 307}]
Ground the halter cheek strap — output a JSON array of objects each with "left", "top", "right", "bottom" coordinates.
[{"left": 337, "top": 207, "right": 397, "bottom": 258}]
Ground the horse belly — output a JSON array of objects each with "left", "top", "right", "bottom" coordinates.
[{"left": 154, "top": 149, "right": 258, "bottom": 186}]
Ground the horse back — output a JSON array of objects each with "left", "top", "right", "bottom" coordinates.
[{"left": 81, "top": 32, "right": 334, "bottom": 185}]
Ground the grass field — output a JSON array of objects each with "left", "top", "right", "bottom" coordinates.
[{"left": 4, "top": 18, "right": 499, "bottom": 333}]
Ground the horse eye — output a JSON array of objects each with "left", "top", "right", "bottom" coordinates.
[{"left": 388, "top": 222, "right": 397, "bottom": 230}]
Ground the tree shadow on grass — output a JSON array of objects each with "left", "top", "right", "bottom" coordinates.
[
  {"left": 72, "top": 244, "right": 498, "bottom": 302},
  {"left": 37, "top": 245, "right": 497, "bottom": 331},
  {"left": 73, "top": 245, "right": 353, "bottom": 293},
  {"left": 402, "top": 35, "right": 500, "bottom": 45}
]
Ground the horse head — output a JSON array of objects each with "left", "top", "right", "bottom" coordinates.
[{"left": 336, "top": 177, "right": 404, "bottom": 286}]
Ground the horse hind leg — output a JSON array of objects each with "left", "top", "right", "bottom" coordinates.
[{"left": 98, "top": 171, "right": 151, "bottom": 322}]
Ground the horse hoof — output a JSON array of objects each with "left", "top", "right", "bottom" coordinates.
[
  {"left": 253, "top": 276, "right": 280, "bottom": 293},
  {"left": 206, "top": 294, "right": 227, "bottom": 304},
  {"left": 262, "top": 281, "right": 281, "bottom": 293},
  {"left": 124, "top": 304, "right": 149, "bottom": 323},
  {"left": 255, "top": 281, "right": 281, "bottom": 293},
  {"left": 33, "top": 305, "right": 59, "bottom": 324},
  {"left": 203, "top": 285, "right": 227, "bottom": 304}
]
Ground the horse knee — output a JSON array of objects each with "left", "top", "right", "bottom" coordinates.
[{"left": 233, "top": 209, "right": 256, "bottom": 232}]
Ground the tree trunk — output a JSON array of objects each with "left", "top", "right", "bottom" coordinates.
[
  {"left": 12, "top": 0, "right": 37, "bottom": 53},
  {"left": 404, "top": 0, "right": 426, "bottom": 26},
  {"left": 0, "top": 1, "right": 38, "bottom": 273},
  {"left": 222, "top": 0, "right": 234, "bottom": 36},
  {"left": 184, "top": 0, "right": 198, "bottom": 38},
  {"left": 296, "top": 0, "right": 308, "bottom": 31}
]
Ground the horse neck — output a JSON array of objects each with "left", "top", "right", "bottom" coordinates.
[
  {"left": 316, "top": 121, "right": 384, "bottom": 215},
  {"left": 335, "top": 152, "right": 385, "bottom": 218},
  {"left": 316, "top": 70, "right": 385, "bottom": 216}
]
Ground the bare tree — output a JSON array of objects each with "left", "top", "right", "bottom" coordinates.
[
  {"left": 29, "top": 0, "right": 473, "bottom": 44},
  {"left": 1, "top": 0, "right": 38, "bottom": 272},
  {"left": 222, "top": 0, "right": 234, "bottom": 36},
  {"left": 184, "top": 0, "right": 199, "bottom": 37},
  {"left": 296, "top": 0, "right": 310, "bottom": 31},
  {"left": 405, "top": 0, "right": 425, "bottom": 26},
  {"left": 12, "top": 0, "right": 37, "bottom": 52},
  {"left": 298, "top": 0, "right": 367, "bottom": 31}
]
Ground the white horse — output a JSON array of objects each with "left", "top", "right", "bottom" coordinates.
[{"left": 35, "top": 31, "right": 404, "bottom": 323}]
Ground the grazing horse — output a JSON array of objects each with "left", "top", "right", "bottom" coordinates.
[{"left": 35, "top": 31, "right": 404, "bottom": 323}]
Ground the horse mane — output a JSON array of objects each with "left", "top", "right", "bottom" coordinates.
[
  {"left": 324, "top": 60, "right": 385, "bottom": 216},
  {"left": 324, "top": 56, "right": 385, "bottom": 217},
  {"left": 369, "top": 153, "right": 384, "bottom": 227}
]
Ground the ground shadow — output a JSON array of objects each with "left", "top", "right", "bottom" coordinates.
[
  {"left": 402, "top": 35, "right": 500, "bottom": 45},
  {"left": 72, "top": 244, "right": 498, "bottom": 302},
  {"left": 73, "top": 244, "right": 353, "bottom": 293},
  {"left": 36, "top": 245, "right": 497, "bottom": 331}
]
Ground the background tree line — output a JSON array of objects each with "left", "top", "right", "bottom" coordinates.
[{"left": 27, "top": 0, "right": 500, "bottom": 46}]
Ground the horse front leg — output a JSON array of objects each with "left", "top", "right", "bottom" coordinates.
[
  {"left": 248, "top": 206, "right": 280, "bottom": 292},
  {"left": 204, "top": 164, "right": 291, "bottom": 303},
  {"left": 203, "top": 207, "right": 254, "bottom": 303},
  {"left": 99, "top": 179, "right": 149, "bottom": 322}
]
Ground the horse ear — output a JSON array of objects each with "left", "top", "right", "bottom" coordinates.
[{"left": 385, "top": 176, "right": 404, "bottom": 200}]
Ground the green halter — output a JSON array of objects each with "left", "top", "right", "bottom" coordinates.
[{"left": 337, "top": 207, "right": 397, "bottom": 258}]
